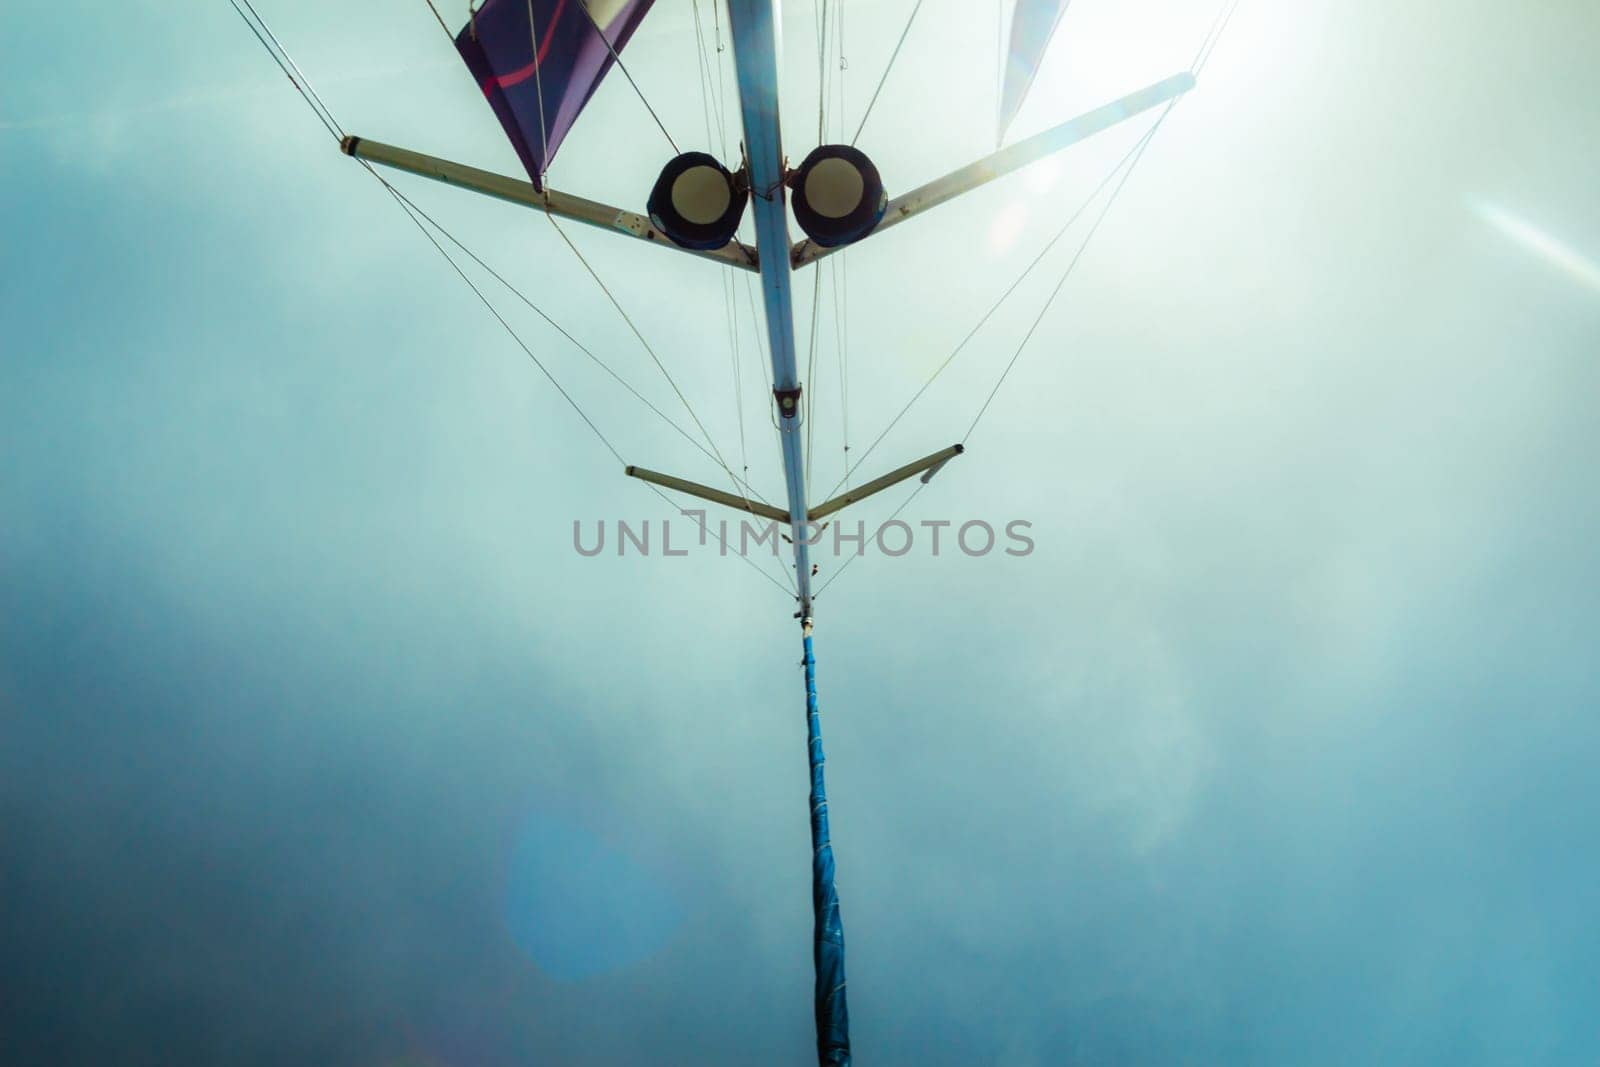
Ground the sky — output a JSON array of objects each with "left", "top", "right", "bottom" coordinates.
[{"left": 3, "top": 0, "right": 1599, "bottom": 1064}]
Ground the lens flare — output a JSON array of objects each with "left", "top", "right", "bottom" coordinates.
[
  {"left": 1473, "top": 201, "right": 1600, "bottom": 296},
  {"left": 502, "top": 811, "right": 682, "bottom": 980}
]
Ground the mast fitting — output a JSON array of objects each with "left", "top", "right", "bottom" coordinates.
[{"left": 774, "top": 384, "right": 803, "bottom": 420}]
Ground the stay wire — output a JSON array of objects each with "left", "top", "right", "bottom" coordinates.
[
  {"left": 526, "top": 0, "right": 552, "bottom": 177},
  {"left": 690, "top": 0, "right": 720, "bottom": 150},
  {"left": 963, "top": 109, "right": 1170, "bottom": 443},
  {"left": 367, "top": 165, "right": 626, "bottom": 466},
  {"left": 686, "top": 6, "right": 741, "bottom": 481},
  {"left": 237, "top": 0, "right": 343, "bottom": 136},
  {"left": 1191, "top": 0, "right": 1243, "bottom": 73},
  {"left": 836, "top": 3, "right": 851, "bottom": 487},
  {"left": 379, "top": 171, "right": 793, "bottom": 598},
  {"left": 813, "top": 121, "right": 1155, "bottom": 599},
  {"left": 815, "top": 0, "right": 832, "bottom": 143},
  {"left": 380, "top": 180, "right": 746, "bottom": 480},
  {"left": 804, "top": 259, "right": 824, "bottom": 492},
  {"left": 423, "top": 0, "right": 452, "bottom": 40},
  {"left": 851, "top": 0, "right": 924, "bottom": 146},
  {"left": 813, "top": 480, "right": 926, "bottom": 600},
  {"left": 713, "top": 0, "right": 731, "bottom": 159},
  {"left": 228, "top": 0, "right": 343, "bottom": 142},
  {"left": 838, "top": 252, "right": 851, "bottom": 489},
  {"left": 650, "top": 492, "right": 799, "bottom": 597},
  {"left": 728, "top": 269, "right": 750, "bottom": 481},
  {"left": 374, "top": 166, "right": 794, "bottom": 598},
  {"left": 702, "top": 7, "right": 742, "bottom": 478},
  {"left": 743, "top": 270, "right": 782, "bottom": 445},
  {"left": 573, "top": 0, "right": 680, "bottom": 154},
  {"left": 817, "top": 119, "right": 1158, "bottom": 505},
  {"left": 543, "top": 213, "right": 774, "bottom": 508},
  {"left": 964, "top": 0, "right": 1243, "bottom": 443}
]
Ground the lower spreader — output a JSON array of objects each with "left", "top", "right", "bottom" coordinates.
[{"left": 803, "top": 618, "right": 850, "bottom": 1066}]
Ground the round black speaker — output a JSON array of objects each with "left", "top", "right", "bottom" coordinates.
[
  {"left": 647, "top": 152, "right": 748, "bottom": 251},
  {"left": 790, "top": 144, "right": 887, "bottom": 248}
]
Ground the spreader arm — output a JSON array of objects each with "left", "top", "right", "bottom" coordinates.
[
  {"left": 791, "top": 71, "right": 1194, "bottom": 268},
  {"left": 624, "top": 465, "right": 789, "bottom": 523},
  {"left": 342, "top": 136, "right": 759, "bottom": 273},
  {"left": 807, "top": 444, "right": 964, "bottom": 522}
]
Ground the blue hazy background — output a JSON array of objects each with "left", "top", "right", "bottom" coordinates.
[{"left": 3, "top": 1, "right": 1598, "bottom": 1064}]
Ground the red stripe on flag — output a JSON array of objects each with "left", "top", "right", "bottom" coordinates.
[{"left": 479, "top": 0, "right": 570, "bottom": 96}]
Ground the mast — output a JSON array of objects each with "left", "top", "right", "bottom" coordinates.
[
  {"left": 726, "top": 0, "right": 814, "bottom": 618},
  {"left": 725, "top": 3, "right": 848, "bottom": 1064}
]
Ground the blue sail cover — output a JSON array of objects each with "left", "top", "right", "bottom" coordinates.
[
  {"left": 456, "top": 0, "right": 657, "bottom": 190},
  {"left": 803, "top": 632, "right": 850, "bottom": 1065},
  {"left": 998, "top": 0, "right": 1071, "bottom": 143}
]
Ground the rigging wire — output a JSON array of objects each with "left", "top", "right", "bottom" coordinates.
[
  {"left": 850, "top": 0, "right": 924, "bottom": 146},
  {"left": 805, "top": 0, "right": 848, "bottom": 492},
  {"left": 370, "top": 167, "right": 627, "bottom": 466},
  {"left": 228, "top": 0, "right": 343, "bottom": 142},
  {"left": 572, "top": 0, "right": 681, "bottom": 154},
  {"left": 693, "top": 7, "right": 746, "bottom": 482},
  {"left": 836, "top": 250, "right": 851, "bottom": 489},
  {"left": 689, "top": 0, "right": 722, "bottom": 151},
  {"left": 815, "top": 121, "right": 1158, "bottom": 504},
  {"left": 664, "top": 500, "right": 798, "bottom": 597},
  {"left": 814, "top": 0, "right": 833, "bottom": 143},
  {"left": 534, "top": 5, "right": 765, "bottom": 510},
  {"left": 689, "top": 5, "right": 745, "bottom": 483},
  {"left": 711, "top": 0, "right": 731, "bottom": 159},
  {"left": 963, "top": 115, "right": 1167, "bottom": 443},
  {"left": 803, "top": 258, "right": 825, "bottom": 492},
  {"left": 383, "top": 176, "right": 792, "bottom": 594},
  {"left": 741, "top": 267, "right": 789, "bottom": 497},
  {"left": 423, "top": 0, "right": 452, "bottom": 40},
  {"left": 743, "top": 269, "right": 782, "bottom": 439},
  {"left": 832, "top": 0, "right": 1242, "bottom": 490},
  {"left": 1192, "top": 0, "right": 1243, "bottom": 72},
  {"left": 683, "top": 5, "right": 747, "bottom": 486},
  {"left": 375, "top": 175, "right": 795, "bottom": 596},
  {"left": 804, "top": 0, "right": 826, "bottom": 485},
  {"left": 707, "top": 0, "right": 731, "bottom": 153},
  {"left": 526, "top": 0, "right": 552, "bottom": 179},
  {"left": 830, "top": 251, "right": 851, "bottom": 490},
  {"left": 380, "top": 182, "right": 756, "bottom": 482},
  {"left": 813, "top": 481, "right": 926, "bottom": 599},
  {"left": 813, "top": 122, "right": 1159, "bottom": 598},
  {"left": 963, "top": 0, "right": 1242, "bottom": 442},
  {"left": 727, "top": 269, "right": 750, "bottom": 482},
  {"left": 835, "top": 1, "right": 851, "bottom": 488},
  {"left": 541, "top": 213, "right": 772, "bottom": 506}
]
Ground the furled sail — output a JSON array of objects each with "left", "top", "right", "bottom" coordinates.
[
  {"left": 456, "top": 0, "right": 657, "bottom": 190},
  {"left": 998, "top": 0, "right": 1070, "bottom": 144}
]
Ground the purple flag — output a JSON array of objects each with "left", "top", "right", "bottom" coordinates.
[
  {"left": 456, "top": 0, "right": 657, "bottom": 190},
  {"left": 998, "top": 0, "right": 1070, "bottom": 144}
]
